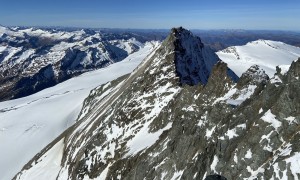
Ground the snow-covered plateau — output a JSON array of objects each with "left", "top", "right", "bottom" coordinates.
[{"left": 217, "top": 39, "right": 300, "bottom": 77}]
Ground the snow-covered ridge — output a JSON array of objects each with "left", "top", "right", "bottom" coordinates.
[
  {"left": 0, "top": 26, "right": 86, "bottom": 40},
  {"left": 217, "top": 40, "right": 300, "bottom": 77},
  {"left": 0, "top": 26, "right": 144, "bottom": 68}
]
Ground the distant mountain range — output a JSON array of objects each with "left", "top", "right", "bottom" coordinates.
[
  {"left": 1, "top": 26, "right": 300, "bottom": 102},
  {"left": 193, "top": 29, "right": 300, "bottom": 50},
  {"left": 0, "top": 26, "right": 158, "bottom": 101}
]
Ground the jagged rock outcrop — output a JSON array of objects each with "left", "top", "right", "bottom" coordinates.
[
  {"left": 170, "top": 27, "right": 238, "bottom": 85},
  {"left": 237, "top": 65, "right": 269, "bottom": 87},
  {"left": 14, "top": 28, "right": 300, "bottom": 180}
]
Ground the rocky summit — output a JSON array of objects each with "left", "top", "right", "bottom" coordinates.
[
  {"left": 14, "top": 28, "right": 300, "bottom": 180},
  {"left": 169, "top": 27, "right": 238, "bottom": 85}
]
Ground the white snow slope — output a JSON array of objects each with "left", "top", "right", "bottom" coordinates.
[
  {"left": 0, "top": 41, "right": 159, "bottom": 180},
  {"left": 217, "top": 40, "right": 300, "bottom": 77}
]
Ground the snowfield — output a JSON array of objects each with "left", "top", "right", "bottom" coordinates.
[
  {"left": 0, "top": 42, "right": 159, "bottom": 180},
  {"left": 217, "top": 40, "right": 300, "bottom": 77}
]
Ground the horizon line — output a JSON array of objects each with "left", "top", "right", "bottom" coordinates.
[{"left": 2, "top": 24, "right": 300, "bottom": 33}]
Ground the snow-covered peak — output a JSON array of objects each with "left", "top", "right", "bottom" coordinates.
[
  {"left": 0, "top": 26, "right": 88, "bottom": 41},
  {"left": 171, "top": 26, "right": 194, "bottom": 37},
  {"left": 247, "top": 39, "right": 273, "bottom": 45},
  {"left": 217, "top": 40, "right": 300, "bottom": 77},
  {"left": 110, "top": 37, "right": 144, "bottom": 54},
  {"left": 0, "top": 25, "right": 11, "bottom": 36},
  {"left": 0, "top": 25, "right": 7, "bottom": 31}
]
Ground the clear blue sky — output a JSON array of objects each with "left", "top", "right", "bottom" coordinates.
[{"left": 0, "top": 0, "right": 299, "bottom": 30}]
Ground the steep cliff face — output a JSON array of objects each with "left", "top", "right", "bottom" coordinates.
[
  {"left": 14, "top": 29, "right": 300, "bottom": 180},
  {"left": 170, "top": 27, "right": 238, "bottom": 85}
]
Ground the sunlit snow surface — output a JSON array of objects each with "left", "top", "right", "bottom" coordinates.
[
  {"left": 217, "top": 40, "right": 300, "bottom": 77},
  {"left": 15, "top": 139, "right": 65, "bottom": 180},
  {"left": 0, "top": 42, "right": 158, "bottom": 180}
]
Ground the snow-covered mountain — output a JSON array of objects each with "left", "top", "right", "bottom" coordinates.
[
  {"left": 217, "top": 39, "right": 300, "bottom": 77},
  {"left": 1, "top": 27, "right": 300, "bottom": 180},
  {"left": 12, "top": 27, "right": 300, "bottom": 180},
  {"left": 0, "top": 26, "right": 150, "bottom": 101},
  {"left": 0, "top": 42, "right": 159, "bottom": 180}
]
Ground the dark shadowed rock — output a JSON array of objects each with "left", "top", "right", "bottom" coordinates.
[
  {"left": 169, "top": 27, "right": 238, "bottom": 85},
  {"left": 205, "top": 174, "right": 227, "bottom": 180}
]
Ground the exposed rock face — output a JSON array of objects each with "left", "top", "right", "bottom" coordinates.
[
  {"left": 14, "top": 28, "right": 300, "bottom": 180},
  {"left": 170, "top": 27, "right": 238, "bottom": 85},
  {"left": 55, "top": 27, "right": 234, "bottom": 179},
  {"left": 238, "top": 65, "right": 269, "bottom": 86},
  {"left": 205, "top": 174, "right": 227, "bottom": 180}
]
